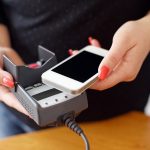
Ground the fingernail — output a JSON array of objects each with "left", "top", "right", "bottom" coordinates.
[
  {"left": 2, "top": 77, "right": 14, "bottom": 88},
  {"left": 28, "top": 63, "right": 40, "bottom": 69},
  {"left": 88, "top": 36, "right": 93, "bottom": 44},
  {"left": 98, "top": 66, "right": 110, "bottom": 80},
  {"left": 68, "top": 49, "right": 73, "bottom": 55},
  {"left": 92, "top": 39, "right": 101, "bottom": 47}
]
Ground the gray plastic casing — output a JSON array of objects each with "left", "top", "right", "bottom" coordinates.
[{"left": 3, "top": 46, "right": 88, "bottom": 127}]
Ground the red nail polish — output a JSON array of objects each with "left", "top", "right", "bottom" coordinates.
[
  {"left": 28, "top": 63, "right": 40, "bottom": 69},
  {"left": 3, "top": 77, "right": 14, "bottom": 88},
  {"left": 98, "top": 66, "right": 110, "bottom": 80},
  {"left": 68, "top": 49, "right": 73, "bottom": 55},
  {"left": 88, "top": 36, "right": 93, "bottom": 44}
]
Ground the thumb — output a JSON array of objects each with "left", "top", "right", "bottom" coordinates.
[
  {"left": 0, "top": 68, "right": 14, "bottom": 88},
  {"left": 98, "top": 35, "right": 135, "bottom": 80}
]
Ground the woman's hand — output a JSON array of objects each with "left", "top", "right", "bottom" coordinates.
[
  {"left": 69, "top": 13, "right": 150, "bottom": 91},
  {"left": 92, "top": 16, "right": 150, "bottom": 90},
  {"left": 0, "top": 47, "right": 30, "bottom": 116}
]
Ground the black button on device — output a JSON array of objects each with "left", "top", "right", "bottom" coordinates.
[
  {"left": 25, "top": 86, "right": 33, "bottom": 91},
  {"left": 33, "top": 83, "right": 43, "bottom": 87}
]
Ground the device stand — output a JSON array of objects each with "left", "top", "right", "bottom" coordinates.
[
  {"left": 3, "top": 46, "right": 57, "bottom": 87},
  {"left": 3, "top": 46, "right": 88, "bottom": 127}
]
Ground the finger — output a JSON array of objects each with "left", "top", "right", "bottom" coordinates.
[
  {"left": 0, "top": 86, "right": 30, "bottom": 117},
  {"left": 68, "top": 37, "right": 101, "bottom": 56},
  {"left": 98, "top": 34, "right": 136, "bottom": 80},
  {"left": 68, "top": 49, "right": 79, "bottom": 56},
  {"left": 88, "top": 37, "right": 101, "bottom": 47},
  {"left": 0, "top": 53, "right": 4, "bottom": 68},
  {"left": 91, "top": 45, "right": 145, "bottom": 91},
  {"left": 0, "top": 68, "right": 14, "bottom": 88},
  {"left": 90, "top": 63, "right": 125, "bottom": 90}
]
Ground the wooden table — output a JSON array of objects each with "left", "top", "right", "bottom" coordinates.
[{"left": 0, "top": 112, "right": 150, "bottom": 150}]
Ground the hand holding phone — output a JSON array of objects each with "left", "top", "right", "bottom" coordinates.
[{"left": 42, "top": 46, "right": 108, "bottom": 95}]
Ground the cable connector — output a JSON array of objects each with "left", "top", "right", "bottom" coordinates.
[{"left": 63, "top": 117, "right": 90, "bottom": 150}]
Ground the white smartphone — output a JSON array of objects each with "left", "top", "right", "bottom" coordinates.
[{"left": 42, "top": 45, "right": 108, "bottom": 95}]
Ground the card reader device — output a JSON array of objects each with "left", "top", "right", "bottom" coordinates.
[{"left": 3, "top": 46, "right": 88, "bottom": 127}]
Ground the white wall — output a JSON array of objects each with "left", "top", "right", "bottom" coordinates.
[{"left": 144, "top": 95, "right": 150, "bottom": 115}]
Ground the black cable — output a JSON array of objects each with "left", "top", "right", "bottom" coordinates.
[{"left": 63, "top": 117, "right": 90, "bottom": 150}]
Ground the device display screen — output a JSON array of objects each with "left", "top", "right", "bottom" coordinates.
[
  {"left": 33, "top": 88, "right": 61, "bottom": 101},
  {"left": 52, "top": 51, "right": 104, "bottom": 82}
]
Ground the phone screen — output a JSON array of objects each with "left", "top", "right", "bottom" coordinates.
[{"left": 52, "top": 51, "right": 104, "bottom": 83}]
